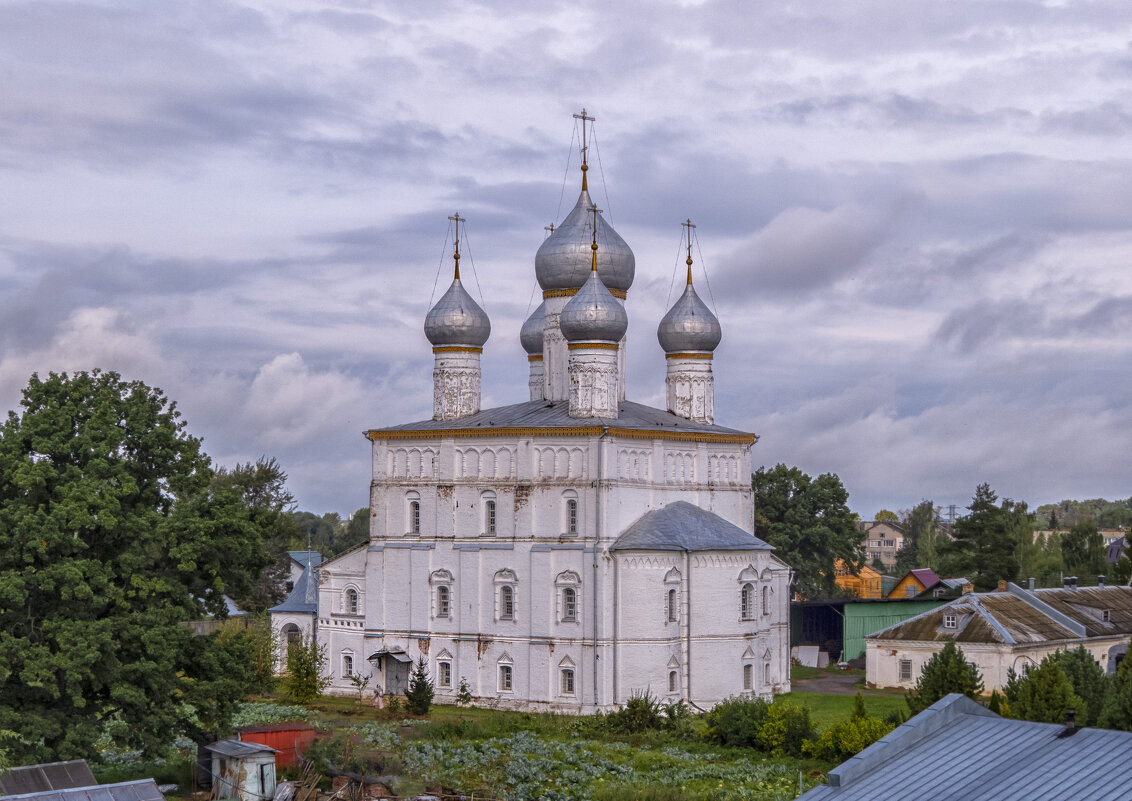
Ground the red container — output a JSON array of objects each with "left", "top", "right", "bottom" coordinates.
[{"left": 237, "top": 723, "right": 316, "bottom": 767}]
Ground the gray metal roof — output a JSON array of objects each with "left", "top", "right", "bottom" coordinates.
[
  {"left": 0, "top": 780, "right": 164, "bottom": 801},
  {"left": 657, "top": 280, "right": 721, "bottom": 354},
  {"left": 535, "top": 187, "right": 635, "bottom": 293},
  {"left": 559, "top": 268, "right": 627, "bottom": 344},
  {"left": 288, "top": 550, "right": 325, "bottom": 569},
  {"left": 0, "top": 761, "right": 96, "bottom": 796},
  {"left": 269, "top": 564, "right": 317, "bottom": 614},
  {"left": 610, "top": 502, "right": 773, "bottom": 553},
  {"left": 800, "top": 694, "right": 1132, "bottom": 801},
  {"left": 424, "top": 276, "right": 490, "bottom": 348},
  {"left": 204, "top": 739, "right": 277, "bottom": 758},
  {"left": 369, "top": 399, "right": 751, "bottom": 437}
]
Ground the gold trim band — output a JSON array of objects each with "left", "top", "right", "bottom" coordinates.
[
  {"left": 665, "top": 352, "right": 714, "bottom": 360},
  {"left": 432, "top": 346, "right": 483, "bottom": 354},
  {"left": 568, "top": 342, "right": 619, "bottom": 350},
  {"left": 366, "top": 425, "right": 756, "bottom": 445},
  {"left": 543, "top": 287, "right": 628, "bottom": 300},
  {"left": 527, "top": 354, "right": 544, "bottom": 362}
]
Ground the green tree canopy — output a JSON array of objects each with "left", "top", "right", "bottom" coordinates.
[
  {"left": 1061, "top": 519, "right": 1105, "bottom": 580},
  {"left": 1053, "top": 646, "right": 1110, "bottom": 727},
  {"left": 906, "top": 640, "right": 984, "bottom": 714},
  {"left": 874, "top": 509, "right": 899, "bottom": 523},
  {"left": 941, "top": 484, "right": 1029, "bottom": 591},
  {"left": 1005, "top": 657, "right": 1082, "bottom": 724},
  {"left": 0, "top": 370, "right": 275, "bottom": 761},
  {"left": 752, "top": 465, "right": 862, "bottom": 599}
]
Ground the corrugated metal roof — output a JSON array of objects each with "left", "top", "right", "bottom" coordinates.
[
  {"left": 867, "top": 584, "right": 1132, "bottom": 644},
  {"left": 204, "top": 739, "right": 277, "bottom": 758},
  {"left": 269, "top": 564, "right": 317, "bottom": 614},
  {"left": 0, "top": 761, "right": 96, "bottom": 796},
  {"left": 800, "top": 694, "right": 1132, "bottom": 801},
  {"left": 288, "top": 550, "right": 325, "bottom": 569},
  {"left": 0, "top": 780, "right": 164, "bottom": 801},
  {"left": 368, "top": 399, "right": 749, "bottom": 436},
  {"left": 609, "top": 502, "right": 773, "bottom": 553}
]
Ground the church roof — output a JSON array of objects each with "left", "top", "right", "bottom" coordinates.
[
  {"left": 367, "top": 399, "right": 753, "bottom": 441},
  {"left": 270, "top": 564, "right": 317, "bottom": 614},
  {"left": 610, "top": 502, "right": 773, "bottom": 553}
]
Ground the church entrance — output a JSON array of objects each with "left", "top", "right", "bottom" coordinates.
[{"left": 370, "top": 650, "right": 411, "bottom": 695}]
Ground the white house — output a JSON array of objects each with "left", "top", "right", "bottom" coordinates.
[
  {"left": 866, "top": 582, "right": 1132, "bottom": 691},
  {"left": 271, "top": 116, "right": 792, "bottom": 712}
]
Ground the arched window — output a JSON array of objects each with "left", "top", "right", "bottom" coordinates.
[
  {"left": 499, "top": 664, "right": 513, "bottom": 691},
  {"left": 282, "top": 623, "right": 301, "bottom": 649},
  {"left": 556, "top": 571, "right": 580, "bottom": 623},
  {"left": 764, "top": 662, "right": 772, "bottom": 686},
  {"left": 407, "top": 491, "right": 421, "bottom": 534},
  {"left": 762, "top": 584, "right": 770, "bottom": 616},
  {"left": 560, "top": 667, "right": 575, "bottom": 695},
  {"left": 566, "top": 498, "right": 578, "bottom": 535},
  {"left": 344, "top": 587, "right": 358, "bottom": 615},
  {"left": 562, "top": 587, "right": 577, "bottom": 622},
  {"left": 667, "top": 588, "right": 678, "bottom": 623},
  {"left": 500, "top": 585, "right": 514, "bottom": 620},
  {"left": 343, "top": 653, "right": 354, "bottom": 678},
  {"left": 436, "top": 585, "right": 451, "bottom": 618},
  {"left": 485, "top": 499, "right": 496, "bottom": 534},
  {"left": 743, "top": 663, "right": 753, "bottom": 690},
  {"left": 437, "top": 661, "right": 452, "bottom": 687},
  {"left": 669, "top": 670, "right": 678, "bottom": 693},
  {"left": 740, "top": 583, "right": 755, "bottom": 620}
]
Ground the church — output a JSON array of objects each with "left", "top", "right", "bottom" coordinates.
[{"left": 271, "top": 116, "right": 792, "bottom": 711}]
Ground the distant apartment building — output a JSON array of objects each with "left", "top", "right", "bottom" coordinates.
[{"left": 858, "top": 521, "right": 905, "bottom": 568}]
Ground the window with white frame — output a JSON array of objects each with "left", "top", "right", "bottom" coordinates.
[
  {"left": 495, "top": 569, "right": 517, "bottom": 621},
  {"left": 743, "top": 663, "right": 753, "bottom": 690},
  {"left": 562, "top": 587, "right": 577, "bottom": 621},
  {"left": 482, "top": 492, "right": 497, "bottom": 535},
  {"left": 669, "top": 670, "right": 678, "bottom": 693},
  {"left": 436, "top": 585, "right": 451, "bottom": 618},
  {"left": 407, "top": 491, "right": 421, "bottom": 534},
  {"left": 899, "top": 659, "right": 912, "bottom": 680},
  {"left": 342, "top": 653, "right": 354, "bottom": 678},
  {"left": 499, "top": 664, "right": 513, "bottom": 691},
  {"left": 740, "top": 583, "right": 755, "bottom": 620},
  {"left": 344, "top": 587, "right": 359, "bottom": 615},
  {"left": 763, "top": 662, "right": 771, "bottom": 686},
  {"left": 556, "top": 572, "right": 580, "bottom": 623},
  {"left": 667, "top": 588, "right": 678, "bottom": 623},
  {"left": 500, "top": 585, "right": 515, "bottom": 620},
  {"left": 437, "top": 661, "right": 452, "bottom": 687},
  {"left": 943, "top": 613, "right": 957, "bottom": 629},
  {"left": 761, "top": 584, "right": 770, "bottom": 616},
  {"left": 566, "top": 498, "right": 578, "bottom": 535},
  {"left": 560, "top": 667, "right": 575, "bottom": 695}
]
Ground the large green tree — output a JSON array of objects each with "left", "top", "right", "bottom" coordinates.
[
  {"left": 0, "top": 370, "right": 273, "bottom": 761},
  {"left": 905, "top": 640, "right": 984, "bottom": 714},
  {"left": 1004, "top": 657, "right": 1082, "bottom": 724},
  {"left": 752, "top": 465, "right": 862, "bottom": 598},
  {"left": 941, "top": 484, "right": 1029, "bottom": 591},
  {"left": 1060, "top": 519, "right": 1105, "bottom": 580}
]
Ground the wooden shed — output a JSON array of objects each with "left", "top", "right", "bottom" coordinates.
[{"left": 204, "top": 739, "right": 277, "bottom": 801}]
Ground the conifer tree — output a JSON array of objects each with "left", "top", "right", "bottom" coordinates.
[
  {"left": 1098, "top": 648, "right": 1132, "bottom": 732},
  {"left": 1008, "top": 656, "right": 1081, "bottom": 724},
  {"left": 455, "top": 677, "right": 473, "bottom": 706},
  {"left": 1054, "top": 646, "right": 1110, "bottom": 726},
  {"left": 906, "top": 640, "right": 984, "bottom": 714},
  {"left": 405, "top": 655, "right": 434, "bottom": 715}
]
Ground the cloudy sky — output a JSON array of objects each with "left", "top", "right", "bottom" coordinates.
[{"left": 2, "top": 0, "right": 1130, "bottom": 519}]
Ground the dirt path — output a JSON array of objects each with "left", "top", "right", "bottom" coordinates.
[{"left": 791, "top": 671, "right": 899, "bottom": 696}]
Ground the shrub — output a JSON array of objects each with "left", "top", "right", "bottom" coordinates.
[
  {"left": 405, "top": 656, "right": 434, "bottom": 716},
  {"left": 805, "top": 716, "right": 894, "bottom": 763},
  {"left": 703, "top": 696, "right": 769, "bottom": 747},
  {"left": 284, "top": 635, "right": 329, "bottom": 704},
  {"left": 455, "top": 678, "right": 473, "bottom": 706},
  {"left": 753, "top": 703, "right": 813, "bottom": 757}
]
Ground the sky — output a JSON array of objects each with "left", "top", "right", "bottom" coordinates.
[{"left": 1, "top": 0, "right": 1130, "bottom": 519}]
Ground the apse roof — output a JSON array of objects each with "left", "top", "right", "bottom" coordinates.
[
  {"left": 610, "top": 502, "right": 773, "bottom": 553},
  {"left": 269, "top": 565, "right": 317, "bottom": 614}
]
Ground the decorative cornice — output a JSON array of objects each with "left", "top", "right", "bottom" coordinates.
[
  {"left": 367, "top": 425, "right": 756, "bottom": 444},
  {"left": 432, "top": 346, "right": 483, "bottom": 354},
  {"left": 568, "top": 342, "right": 619, "bottom": 350},
  {"left": 606, "top": 427, "right": 756, "bottom": 445},
  {"left": 666, "top": 352, "right": 714, "bottom": 360}
]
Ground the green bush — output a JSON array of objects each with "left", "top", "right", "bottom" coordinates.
[
  {"left": 284, "top": 635, "right": 329, "bottom": 704},
  {"left": 805, "top": 717, "right": 894, "bottom": 763},
  {"left": 753, "top": 704, "right": 813, "bottom": 757},
  {"left": 703, "top": 696, "right": 770, "bottom": 747}
]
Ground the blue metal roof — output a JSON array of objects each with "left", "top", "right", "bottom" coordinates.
[
  {"left": 610, "top": 502, "right": 773, "bottom": 553},
  {"left": 288, "top": 550, "right": 325, "bottom": 569},
  {"left": 801, "top": 694, "right": 1132, "bottom": 801},
  {"left": 269, "top": 565, "right": 317, "bottom": 614}
]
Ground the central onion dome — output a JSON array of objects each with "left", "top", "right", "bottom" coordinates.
[
  {"left": 424, "top": 275, "right": 490, "bottom": 347},
  {"left": 657, "top": 271, "right": 721, "bottom": 353},
  {"left": 520, "top": 301, "right": 546, "bottom": 355},
  {"left": 535, "top": 189, "right": 635, "bottom": 293},
  {"left": 560, "top": 256, "right": 628, "bottom": 343}
]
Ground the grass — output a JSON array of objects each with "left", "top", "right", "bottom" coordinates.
[{"left": 775, "top": 692, "right": 907, "bottom": 730}]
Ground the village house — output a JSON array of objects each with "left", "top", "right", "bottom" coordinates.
[
  {"left": 866, "top": 582, "right": 1132, "bottom": 691},
  {"left": 857, "top": 520, "right": 904, "bottom": 568},
  {"left": 270, "top": 115, "right": 793, "bottom": 712}
]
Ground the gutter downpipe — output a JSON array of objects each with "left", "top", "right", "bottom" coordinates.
[{"left": 594, "top": 428, "right": 607, "bottom": 709}]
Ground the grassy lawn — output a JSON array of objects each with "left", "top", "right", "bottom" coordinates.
[{"left": 775, "top": 691, "right": 907, "bottom": 730}]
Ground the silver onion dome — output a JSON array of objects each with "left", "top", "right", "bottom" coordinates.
[
  {"left": 657, "top": 281, "right": 721, "bottom": 353},
  {"left": 535, "top": 189, "right": 635, "bottom": 293},
  {"left": 560, "top": 267, "right": 628, "bottom": 343},
  {"left": 520, "top": 300, "right": 546, "bottom": 355},
  {"left": 424, "top": 277, "right": 491, "bottom": 347}
]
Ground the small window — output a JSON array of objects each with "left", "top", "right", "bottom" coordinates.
[
  {"left": 409, "top": 499, "right": 421, "bottom": 534},
  {"left": 667, "top": 588, "right": 678, "bottom": 623},
  {"left": 762, "top": 585, "right": 770, "bottom": 616},
  {"left": 560, "top": 668, "right": 575, "bottom": 695},
  {"left": 485, "top": 499, "right": 496, "bottom": 534},
  {"left": 436, "top": 585, "right": 451, "bottom": 618},
  {"left": 740, "top": 583, "right": 754, "bottom": 620},
  {"left": 343, "top": 654, "right": 354, "bottom": 677},
  {"left": 743, "top": 663, "right": 753, "bottom": 690},
  {"left": 764, "top": 662, "right": 771, "bottom": 685},
  {"left": 1103, "top": 609, "right": 1111, "bottom": 622},
  {"left": 669, "top": 670, "right": 678, "bottom": 693},
  {"left": 943, "top": 613, "right": 957, "bottom": 629},
  {"left": 566, "top": 498, "right": 578, "bottom": 535},
  {"left": 345, "top": 587, "right": 358, "bottom": 615},
  {"left": 905, "top": 585, "right": 917, "bottom": 598},
  {"left": 900, "top": 659, "right": 912, "bottom": 680},
  {"left": 562, "top": 587, "right": 577, "bottom": 622},
  {"left": 438, "top": 661, "right": 452, "bottom": 687},
  {"left": 500, "top": 585, "right": 515, "bottom": 620},
  {"left": 499, "top": 664, "right": 513, "bottom": 691}
]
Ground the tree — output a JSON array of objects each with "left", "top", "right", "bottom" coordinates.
[
  {"left": 941, "top": 484, "right": 1028, "bottom": 591},
  {"left": 405, "top": 655, "right": 434, "bottom": 715},
  {"left": 284, "top": 633, "right": 329, "bottom": 704},
  {"left": 0, "top": 371, "right": 274, "bottom": 761},
  {"left": 1005, "top": 656, "right": 1082, "bottom": 724},
  {"left": 753, "top": 465, "right": 862, "bottom": 598},
  {"left": 1061, "top": 519, "right": 1105, "bottom": 580},
  {"left": 1054, "top": 646, "right": 1109, "bottom": 727},
  {"left": 455, "top": 677, "right": 472, "bottom": 706},
  {"left": 875, "top": 509, "right": 899, "bottom": 523},
  {"left": 905, "top": 640, "right": 984, "bottom": 714},
  {"left": 1099, "top": 647, "right": 1132, "bottom": 731},
  {"left": 893, "top": 500, "right": 937, "bottom": 575}
]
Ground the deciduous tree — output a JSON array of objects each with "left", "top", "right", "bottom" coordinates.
[{"left": 753, "top": 465, "right": 862, "bottom": 598}]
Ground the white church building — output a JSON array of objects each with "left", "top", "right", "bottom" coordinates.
[{"left": 271, "top": 118, "right": 792, "bottom": 712}]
